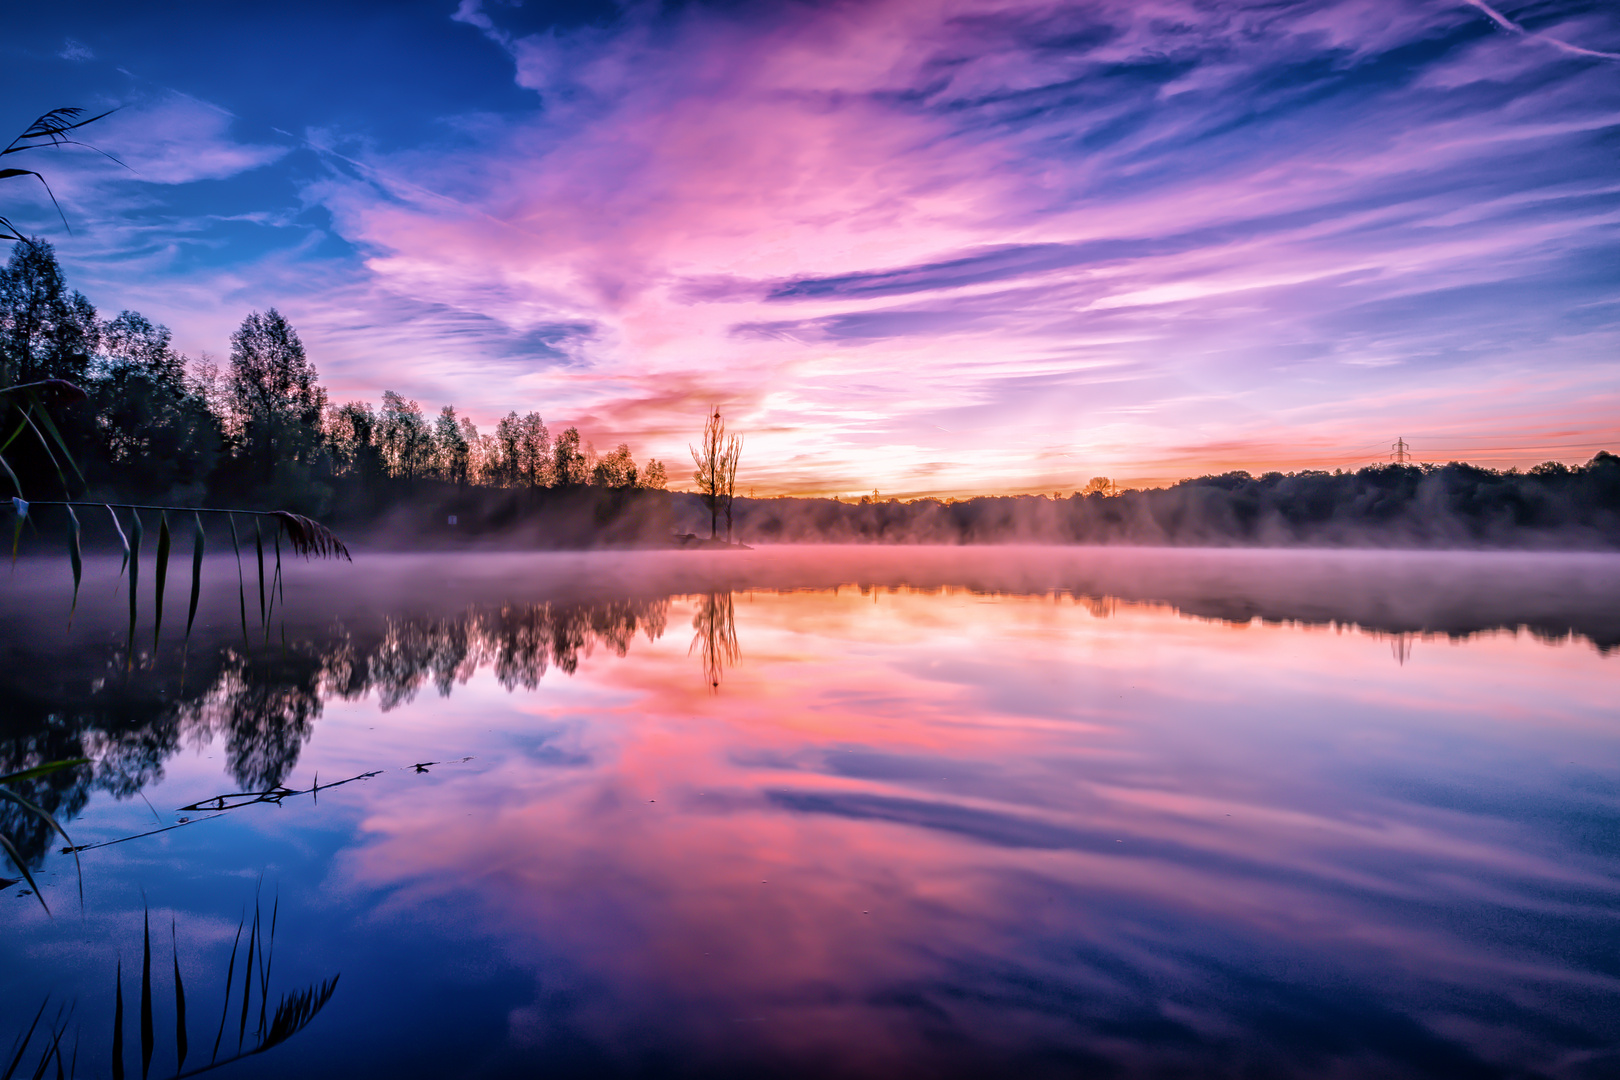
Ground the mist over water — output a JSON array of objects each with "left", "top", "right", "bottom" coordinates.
[{"left": 2, "top": 547, "right": 1617, "bottom": 1079}]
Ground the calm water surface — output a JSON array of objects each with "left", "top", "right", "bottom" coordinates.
[{"left": 1, "top": 547, "right": 1617, "bottom": 1079}]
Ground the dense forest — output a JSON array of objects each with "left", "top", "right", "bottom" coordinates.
[
  {"left": 721, "top": 457, "right": 1620, "bottom": 548},
  {"left": 4, "top": 236, "right": 1616, "bottom": 549},
  {"left": 0, "top": 238, "right": 668, "bottom": 517}
]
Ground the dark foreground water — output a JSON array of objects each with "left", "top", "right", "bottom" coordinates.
[{"left": 2, "top": 547, "right": 1617, "bottom": 1079}]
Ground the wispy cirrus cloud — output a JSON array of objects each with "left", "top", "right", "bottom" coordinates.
[
  {"left": 262, "top": 0, "right": 1617, "bottom": 493},
  {"left": 20, "top": 0, "right": 1618, "bottom": 494}
]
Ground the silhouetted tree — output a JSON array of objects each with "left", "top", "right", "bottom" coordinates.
[
  {"left": 553, "top": 426, "right": 588, "bottom": 486},
  {"left": 87, "top": 309, "right": 220, "bottom": 501},
  {"left": 378, "top": 390, "right": 433, "bottom": 479},
  {"left": 226, "top": 308, "right": 328, "bottom": 503},
  {"left": 0, "top": 238, "right": 98, "bottom": 385},
  {"left": 1080, "top": 477, "right": 1113, "bottom": 496},
  {"left": 326, "top": 400, "right": 383, "bottom": 483},
  {"left": 517, "top": 412, "right": 550, "bottom": 486},
  {"left": 435, "top": 405, "right": 470, "bottom": 485},
  {"left": 592, "top": 442, "right": 638, "bottom": 487}
]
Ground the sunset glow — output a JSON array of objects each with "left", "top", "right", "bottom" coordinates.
[{"left": 5, "top": 0, "right": 1618, "bottom": 494}]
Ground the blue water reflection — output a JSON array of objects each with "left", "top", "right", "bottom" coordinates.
[{"left": 1, "top": 548, "right": 1616, "bottom": 1078}]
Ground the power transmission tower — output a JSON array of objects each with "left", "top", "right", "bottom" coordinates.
[{"left": 1390, "top": 436, "right": 1411, "bottom": 464}]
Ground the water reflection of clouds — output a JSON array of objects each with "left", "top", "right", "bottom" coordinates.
[
  {"left": 5, "top": 551, "right": 1619, "bottom": 1076},
  {"left": 320, "top": 588, "right": 1620, "bottom": 1076}
]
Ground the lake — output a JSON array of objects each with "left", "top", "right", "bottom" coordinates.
[{"left": 2, "top": 547, "right": 1617, "bottom": 1079}]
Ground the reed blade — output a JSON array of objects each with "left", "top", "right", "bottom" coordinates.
[
  {"left": 111, "top": 960, "right": 124, "bottom": 1080},
  {"left": 41, "top": 1014, "right": 68, "bottom": 1080},
  {"left": 0, "top": 411, "right": 28, "bottom": 457},
  {"left": 0, "top": 832, "right": 48, "bottom": 916},
  {"left": 171, "top": 919, "right": 187, "bottom": 1075},
  {"left": 237, "top": 907, "right": 257, "bottom": 1052},
  {"left": 210, "top": 915, "right": 244, "bottom": 1063},
  {"left": 18, "top": 408, "right": 70, "bottom": 496},
  {"left": 20, "top": 391, "right": 83, "bottom": 487},
  {"left": 127, "top": 511, "right": 143, "bottom": 666},
  {"left": 139, "top": 908, "right": 153, "bottom": 1080},
  {"left": 261, "top": 975, "right": 339, "bottom": 1050},
  {"left": 152, "top": 514, "right": 170, "bottom": 651},
  {"left": 258, "top": 894, "right": 279, "bottom": 1042},
  {"left": 0, "top": 760, "right": 88, "bottom": 785},
  {"left": 64, "top": 506, "right": 81, "bottom": 626},
  {"left": 0, "top": 453, "right": 21, "bottom": 499},
  {"left": 107, "top": 505, "right": 129, "bottom": 587},
  {"left": 228, "top": 515, "right": 246, "bottom": 649},
  {"left": 254, "top": 522, "right": 265, "bottom": 642},
  {"left": 182, "top": 513, "right": 204, "bottom": 644},
  {"left": 0, "top": 782, "right": 82, "bottom": 910},
  {"left": 10, "top": 497, "right": 23, "bottom": 563},
  {"left": 2, "top": 998, "right": 48, "bottom": 1080}
]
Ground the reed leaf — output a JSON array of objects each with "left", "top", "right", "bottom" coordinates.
[
  {"left": 237, "top": 907, "right": 256, "bottom": 1053},
  {"left": 0, "top": 411, "right": 28, "bottom": 456},
  {"left": 210, "top": 915, "right": 243, "bottom": 1064},
  {"left": 254, "top": 522, "right": 265, "bottom": 639},
  {"left": 111, "top": 960, "right": 123, "bottom": 1080},
  {"left": 127, "top": 511, "right": 143, "bottom": 664},
  {"left": 3, "top": 999, "right": 48, "bottom": 1080},
  {"left": 185, "top": 513, "right": 204, "bottom": 644},
  {"left": 65, "top": 505, "right": 81, "bottom": 626},
  {"left": 107, "top": 505, "right": 129, "bottom": 587},
  {"left": 36, "top": 1008, "right": 70, "bottom": 1080},
  {"left": 18, "top": 409, "right": 69, "bottom": 497},
  {"left": 153, "top": 514, "right": 171, "bottom": 651},
  {"left": 258, "top": 895, "right": 279, "bottom": 1042},
  {"left": 172, "top": 918, "right": 188, "bottom": 1076},
  {"left": 140, "top": 909, "right": 153, "bottom": 1080},
  {"left": 0, "top": 832, "right": 45, "bottom": 915},
  {"left": 21, "top": 392, "right": 83, "bottom": 488},
  {"left": 0, "top": 759, "right": 90, "bottom": 785},
  {"left": 261, "top": 976, "right": 339, "bottom": 1050},
  {"left": 269, "top": 512, "right": 350, "bottom": 560},
  {"left": 228, "top": 515, "right": 247, "bottom": 650},
  {"left": 0, "top": 780, "right": 83, "bottom": 911},
  {"left": 0, "top": 454, "right": 20, "bottom": 499},
  {"left": 10, "top": 497, "right": 23, "bottom": 563}
]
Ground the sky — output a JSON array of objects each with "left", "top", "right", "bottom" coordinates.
[{"left": 2, "top": 0, "right": 1617, "bottom": 496}]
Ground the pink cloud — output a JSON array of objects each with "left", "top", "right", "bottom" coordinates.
[{"left": 91, "top": 0, "right": 1615, "bottom": 496}]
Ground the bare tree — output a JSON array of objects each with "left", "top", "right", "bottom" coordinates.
[
  {"left": 723, "top": 430, "right": 742, "bottom": 543},
  {"left": 690, "top": 407, "right": 742, "bottom": 540}
]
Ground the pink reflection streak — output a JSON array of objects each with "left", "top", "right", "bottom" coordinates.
[{"left": 309, "top": 586, "right": 1620, "bottom": 1069}]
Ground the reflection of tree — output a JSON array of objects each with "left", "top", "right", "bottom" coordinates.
[
  {"left": 1, "top": 693, "right": 191, "bottom": 866},
  {"left": 193, "top": 650, "right": 328, "bottom": 790},
  {"left": 367, "top": 614, "right": 476, "bottom": 707},
  {"left": 0, "top": 596, "right": 672, "bottom": 866},
  {"left": 690, "top": 592, "right": 740, "bottom": 690}
]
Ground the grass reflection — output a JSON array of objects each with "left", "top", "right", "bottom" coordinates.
[{"left": 5, "top": 888, "right": 339, "bottom": 1080}]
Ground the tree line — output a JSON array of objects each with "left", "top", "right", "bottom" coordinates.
[
  {"left": 0, "top": 238, "right": 667, "bottom": 512},
  {"left": 727, "top": 458, "right": 1620, "bottom": 547}
]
